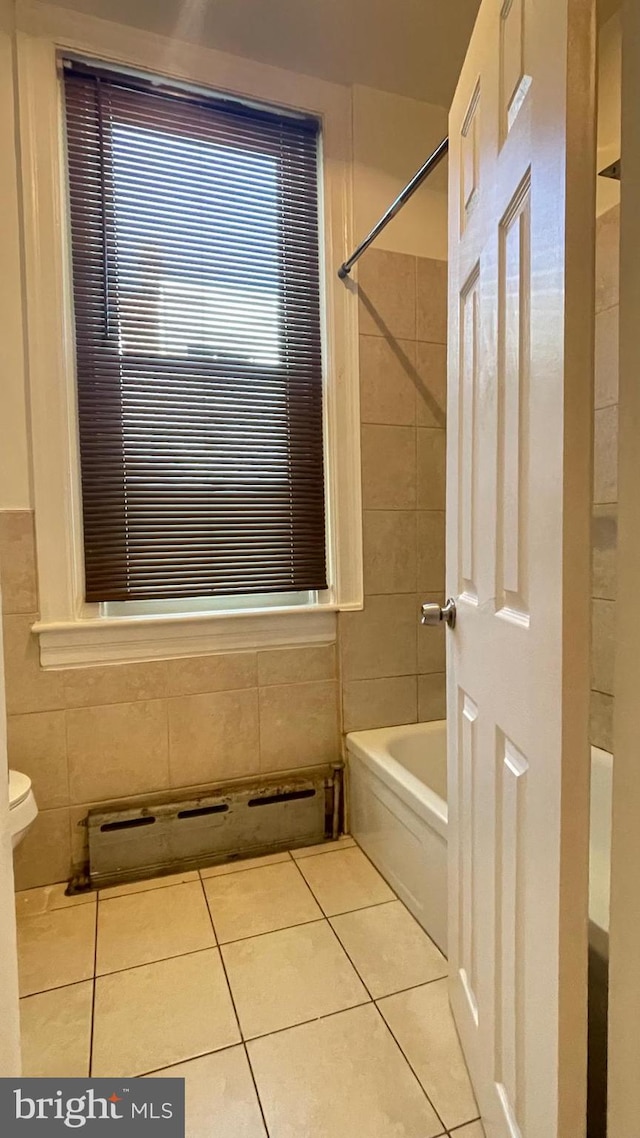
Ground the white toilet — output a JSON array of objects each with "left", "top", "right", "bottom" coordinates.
[{"left": 9, "top": 770, "right": 38, "bottom": 849}]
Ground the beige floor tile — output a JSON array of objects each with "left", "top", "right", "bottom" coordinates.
[
  {"left": 147, "top": 1048, "right": 266, "bottom": 1138},
  {"left": 200, "top": 852, "right": 290, "bottom": 879},
  {"left": 222, "top": 920, "right": 368, "bottom": 1039},
  {"left": 99, "top": 870, "right": 200, "bottom": 899},
  {"left": 290, "top": 836, "right": 355, "bottom": 859},
  {"left": 449, "top": 1123, "right": 485, "bottom": 1137},
  {"left": 331, "top": 901, "right": 447, "bottom": 998},
  {"left": 248, "top": 1003, "right": 444, "bottom": 1138},
  {"left": 92, "top": 949, "right": 239, "bottom": 1077},
  {"left": 20, "top": 980, "right": 93, "bottom": 1076},
  {"left": 16, "top": 883, "right": 95, "bottom": 919},
  {"left": 17, "top": 904, "right": 96, "bottom": 997},
  {"left": 203, "top": 861, "right": 322, "bottom": 943},
  {"left": 378, "top": 979, "right": 478, "bottom": 1131},
  {"left": 96, "top": 881, "right": 215, "bottom": 975},
  {"left": 296, "top": 847, "right": 394, "bottom": 916}
]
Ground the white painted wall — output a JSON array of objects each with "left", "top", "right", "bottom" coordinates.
[
  {"left": 353, "top": 85, "right": 448, "bottom": 261},
  {"left": 0, "top": 0, "right": 31, "bottom": 511}
]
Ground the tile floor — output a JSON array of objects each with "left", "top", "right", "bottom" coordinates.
[{"left": 16, "top": 836, "right": 485, "bottom": 1138}]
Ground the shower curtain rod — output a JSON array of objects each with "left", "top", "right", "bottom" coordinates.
[{"left": 337, "top": 135, "right": 449, "bottom": 280}]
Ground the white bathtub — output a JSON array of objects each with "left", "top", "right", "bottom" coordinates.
[
  {"left": 347, "top": 721, "right": 611, "bottom": 965},
  {"left": 346, "top": 721, "right": 448, "bottom": 953}
]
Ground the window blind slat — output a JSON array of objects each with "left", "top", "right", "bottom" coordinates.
[{"left": 64, "top": 64, "right": 327, "bottom": 603}]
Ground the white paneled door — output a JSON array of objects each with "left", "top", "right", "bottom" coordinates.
[{"left": 446, "top": 0, "right": 595, "bottom": 1135}]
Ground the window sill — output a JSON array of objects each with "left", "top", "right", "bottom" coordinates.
[{"left": 33, "top": 605, "right": 339, "bottom": 668}]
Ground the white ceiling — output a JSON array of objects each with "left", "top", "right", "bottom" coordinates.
[{"left": 39, "top": 0, "right": 482, "bottom": 107}]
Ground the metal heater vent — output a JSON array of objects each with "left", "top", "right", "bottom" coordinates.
[{"left": 81, "top": 763, "right": 342, "bottom": 891}]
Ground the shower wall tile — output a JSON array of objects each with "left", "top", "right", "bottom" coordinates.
[
  {"left": 416, "top": 512, "right": 446, "bottom": 593},
  {"left": 595, "top": 204, "right": 620, "bottom": 314},
  {"left": 592, "top": 505, "right": 617, "bottom": 601},
  {"left": 164, "top": 651, "right": 257, "bottom": 697},
  {"left": 13, "top": 807, "right": 71, "bottom": 892},
  {"left": 359, "top": 335, "right": 417, "bottom": 426},
  {"left": 357, "top": 249, "right": 416, "bottom": 341},
  {"left": 415, "top": 341, "right": 447, "bottom": 428},
  {"left": 363, "top": 511, "right": 417, "bottom": 596},
  {"left": 67, "top": 699, "right": 170, "bottom": 804},
  {"left": 0, "top": 511, "right": 38, "bottom": 615},
  {"left": 361, "top": 425, "right": 417, "bottom": 510},
  {"left": 418, "top": 673, "right": 447, "bottom": 723},
  {"left": 417, "top": 428, "right": 446, "bottom": 510},
  {"left": 591, "top": 599, "right": 616, "bottom": 698},
  {"left": 593, "top": 405, "right": 618, "bottom": 504},
  {"left": 3, "top": 613, "right": 65, "bottom": 716},
  {"left": 591, "top": 204, "right": 619, "bottom": 745},
  {"left": 63, "top": 660, "right": 167, "bottom": 709},
  {"left": 343, "top": 677, "right": 418, "bottom": 734},
  {"left": 416, "top": 257, "right": 448, "bottom": 344},
  {"left": 340, "top": 594, "right": 417, "bottom": 682},
  {"left": 590, "top": 691, "right": 614, "bottom": 754},
  {"left": 340, "top": 250, "right": 448, "bottom": 735},
  {"left": 257, "top": 644, "right": 336, "bottom": 687},
  {"left": 168, "top": 689, "right": 260, "bottom": 788},
  {"left": 417, "top": 595, "right": 446, "bottom": 677},
  {"left": 594, "top": 305, "right": 619, "bottom": 410},
  {"left": 7, "top": 710, "right": 68, "bottom": 809},
  {"left": 258, "top": 680, "right": 340, "bottom": 772}
]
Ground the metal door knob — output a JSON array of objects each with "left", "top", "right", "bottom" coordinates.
[{"left": 421, "top": 597, "right": 456, "bottom": 629}]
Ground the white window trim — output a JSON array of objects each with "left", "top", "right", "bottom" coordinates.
[{"left": 16, "top": 0, "right": 362, "bottom": 667}]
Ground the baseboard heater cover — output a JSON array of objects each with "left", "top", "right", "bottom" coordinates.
[{"left": 77, "top": 763, "right": 343, "bottom": 891}]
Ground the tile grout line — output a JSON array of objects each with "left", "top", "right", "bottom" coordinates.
[
  {"left": 336, "top": 853, "right": 454, "bottom": 1135},
  {"left": 18, "top": 843, "right": 433, "bottom": 995},
  {"left": 289, "top": 845, "right": 448, "bottom": 1131},
  {"left": 132, "top": 989, "right": 377, "bottom": 1079},
  {"left": 19, "top": 917, "right": 446, "bottom": 1003},
  {"left": 327, "top": 904, "right": 449, "bottom": 1137},
  {"left": 371, "top": 997, "right": 448, "bottom": 1137},
  {"left": 197, "top": 874, "right": 272, "bottom": 1138},
  {"left": 243, "top": 993, "right": 373, "bottom": 1047},
  {"left": 19, "top": 901, "right": 398, "bottom": 998},
  {"left": 20, "top": 842, "right": 479, "bottom": 1132}
]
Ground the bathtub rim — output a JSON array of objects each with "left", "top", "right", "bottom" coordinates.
[{"left": 346, "top": 720, "right": 448, "bottom": 839}]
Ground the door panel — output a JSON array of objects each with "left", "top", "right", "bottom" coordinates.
[{"left": 447, "top": 1, "right": 595, "bottom": 1135}]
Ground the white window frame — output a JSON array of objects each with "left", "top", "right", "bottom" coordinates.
[{"left": 16, "top": 0, "right": 362, "bottom": 667}]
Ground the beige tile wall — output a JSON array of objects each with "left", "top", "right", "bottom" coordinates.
[
  {"left": 591, "top": 204, "right": 619, "bottom": 753},
  {"left": 0, "top": 512, "right": 340, "bottom": 889},
  {"left": 339, "top": 248, "right": 447, "bottom": 732}
]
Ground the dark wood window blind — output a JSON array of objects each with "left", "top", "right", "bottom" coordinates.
[{"left": 63, "top": 62, "right": 327, "bottom": 603}]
